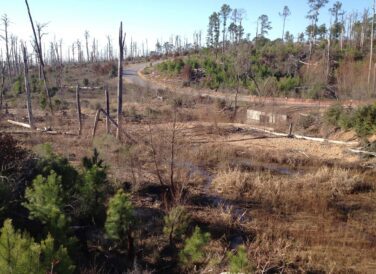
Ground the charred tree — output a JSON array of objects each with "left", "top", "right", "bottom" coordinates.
[
  {"left": 116, "top": 22, "right": 126, "bottom": 140},
  {"left": 22, "top": 45, "right": 34, "bottom": 129}
]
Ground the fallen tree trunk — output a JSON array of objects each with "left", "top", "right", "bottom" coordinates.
[
  {"left": 348, "top": 148, "right": 376, "bottom": 157},
  {"left": 7, "top": 119, "right": 31, "bottom": 128},
  {"left": 92, "top": 108, "right": 119, "bottom": 138},
  {"left": 245, "top": 125, "right": 358, "bottom": 146}
]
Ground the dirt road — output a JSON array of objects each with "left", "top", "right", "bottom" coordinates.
[{"left": 124, "top": 61, "right": 367, "bottom": 108}]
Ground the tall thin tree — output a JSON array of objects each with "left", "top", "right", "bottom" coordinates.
[
  {"left": 279, "top": 6, "right": 291, "bottom": 41},
  {"left": 117, "top": 21, "right": 126, "bottom": 140}
]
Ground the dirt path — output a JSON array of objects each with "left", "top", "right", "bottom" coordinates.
[{"left": 124, "top": 61, "right": 368, "bottom": 109}]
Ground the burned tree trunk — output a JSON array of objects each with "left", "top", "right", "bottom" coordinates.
[
  {"left": 24, "top": 0, "right": 53, "bottom": 112},
  {"left": 368, "top": 0, "right": 375, "bottom": 95},
  {"left": 76, "top": 85, "right": 82, "bottom": 135},
  {"left": 22, "top": 45, "right": 34, "bottom": 129},
  {"left": 116, "top": 21, "right": 126, "bottom": 140},
  {"left": 1, "top": 14, "right": 12, "bottom": 78},
  {"left": 0, "top": 63, "right": 5, "bottom": 112},
  {"left": 105, "top": 86, "right": 110, "bottom": 134}
]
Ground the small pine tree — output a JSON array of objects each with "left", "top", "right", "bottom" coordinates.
[
  {"left": 23, "top": 171, "right": 69, "bottom": 240},
  {"left": 78, "top": 148, "right": 108, "bottom": 221},
  {"left": 227, "top": 245, "right": 254, "bottom": 274},
  {"left": 163, "top": 206, "right": 190, "bottom": 245},
  {"left": 0, "top": 219, "right": 75, "bottom": 273},
  {"left": 105, "top": 189, "right": 135, "bottom": 255},
  {"left": 0, "top": 219, "right": 40, "bottom": 273},
  {"left": 40, "top": 234, "right": 75, "bottom": 274},
  {"left": 179, "top": 226, "right": 210, "bottom": 269}
]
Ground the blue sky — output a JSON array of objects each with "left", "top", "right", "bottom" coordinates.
[{"left": 0, "top": 0, "right": 372, "bottom": 54}]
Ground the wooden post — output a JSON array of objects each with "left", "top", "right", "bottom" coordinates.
[
  {"left": 105, "top": 86, "right": 110, "bottom": 133},
  {"left": 92, "top": 109, "right": 101, "bottom": 138},
  {"left": 76, "top": 85, "right": 82, "bottom": 135},
  {"left": 288, "top": 122, "right": 293, "bottom": 138},
  {"left": 117, "top": 21, "right": 126, "bottom": 140},
  {"left": 22, "top": 45, "right": 34, "bottom": 129}
]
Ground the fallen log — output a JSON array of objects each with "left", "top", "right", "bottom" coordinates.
[
  {"left": 348, "top": 148, "right": 376, "bottom": 157},
  {"left": 245, "top": 125, "right": 359, "bottom": 146},
  {"left": 7, "top": 119, "right": 31, "bottom": 128}
]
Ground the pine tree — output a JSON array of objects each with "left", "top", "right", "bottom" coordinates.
[
  {"left": 105, "top": 189, "right": 135, "bottom": 257},
  {"left": 227, "top": 245, "right": 254, "bottom": 274},
  {"left": 0, "top": 219, "right": 75, "bottom": 273},
  {"left": 23, "top": 171, "right": 69, "bottom": 240},
  {"left": 163, "top": 206, "right": 190, "bottom": 245},
  {"left": 179, "top": 226, "right": 210, "bottom": 268},
  {"left": 0, "top": 219, "right": 40, "bottom": 274}
]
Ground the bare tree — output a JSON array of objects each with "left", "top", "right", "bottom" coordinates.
[
  {"left": 84, "top": 30, "right": 90, "bottom": 62},
  {"left": 0, "top": 62, "right": 5, "bottom": 112},
  {"left": 24, "top": 0, "right": 52, "bottom": 112},
  {"left": 368, "top": 0, "right": 376, "bottom": 94},
  {"left": 279, "top": 6, "right": 291, "bottom": 41},
  {"left": 36, "top": 22, "right": 48, "bottom": 79},
  {"left": 116, "top": 22, "right": 126, "bottom": 140},
  {"left": 1, "top": 14, "right": 11, "bottom": 77},
  {"left": 22, "top": 45, "right": 34, "bottom": 129}
]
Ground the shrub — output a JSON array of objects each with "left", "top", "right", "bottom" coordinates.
[
  {"left": 11, "top": 77, "right": 24, "bottom": 96},
  {"left": 0, "top": 219, "right": 75, "bottom": 273},
  {"left": 39, "top": 93, "right": 47, "bottom": 110},
  {"left": 163, "top": 206, "right": 190, "bottom": 245},
  {"left": 77, "top": 149, "right": 109, "bottom": 221},
  {"left": 278, "top": 76, "right": 300, "bottom": 92},
  {"left": 0, "top": 134, "right": 31, "bottom": 222},
  {"left": 324, "top": 104, "right": 344, "bottom": 127},
  {"left": 179, "top": 226, "right": 210, "bottom": 269},
  {"left": 83, "top": 78, "right": 89, "bottom": 86},
  {"left": 227, "top": 245, "right": 254, "bottom": 274},
  {"left": 105, "top": 189, "right": 134, "bottom": 250},
  {"left": 23, "top": 171, "right": 69, "bottom": 241},
  {"left": 352, "top": 104, "right": 376, "bottom": 137},
  {"left": 297, "top": 114, "right": 316, "bottom": 129},
  {"left": 324, "top": 104, "right": 376, "bottom": 137}
]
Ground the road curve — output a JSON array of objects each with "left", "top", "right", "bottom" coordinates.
[{"left": 123, "top": 61, "right": 367, "bottom": 108}]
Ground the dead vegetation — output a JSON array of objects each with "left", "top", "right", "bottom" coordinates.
[{"left": 1, "top": 62, "right": 376, "bottom": 273}]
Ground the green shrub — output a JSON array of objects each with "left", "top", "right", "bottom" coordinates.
[
  {"left": 11, "top": 77, "right": 24, "bottom": 96},
  {"left": 105, "top": 189, "right": 134, "bottom": 249},
  {"left": 352, "top": 104, "right": 376, "bottom": 137},
  {"left": 324, "top": 104, "right": 344, "bottom": 126},
  {"left": 0, "top": 219, "right": 75, "bottom": 274},
  {"left": 325, "top": 103, "right": 376, "bottom": 137},
  {"left": 23, "top": 171, "right": 69, "bottom": 240},
  {"left": 227, "top": 245, "right": 254, "bottom": 274},
  {"left": 278, "top": 76, "right": 300, "bottom": 92},
  {"left": 39, "top": 93, "right": 47, "bottom": 110},
  {"left": 179, "top": 226, "right": 210, "bottom": 269},
  {"left": 163, "top": 206, "right": 190, "bottom": 245}
]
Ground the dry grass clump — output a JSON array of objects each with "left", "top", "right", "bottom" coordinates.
[{"left": 211, "top": 168, "right": 254, "bottom": 195}]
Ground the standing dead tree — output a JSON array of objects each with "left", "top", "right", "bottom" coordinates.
[
  {"left": 368, "top": 0, "right": 376, "bottom": 95},
  {"left": 1, "top": 14, "right": 12, "bottom": 78},
  {"left": 36, "top": 22, "right": 48, "bottom": 79},
  {"left": 24, "top": 0, "right": 53, "bottom": 112},
  {"left": 22, "top": 44, "right": 34, "bottom": 129},
  {"left": 105, "top": 86, "right": 110, "bottom": 133},
  {"left": 116, "top": 21, "right": 126, "bottom": 140},
  {"left": 0, "top": 62, "right": 5, "bottom": 112},
  {"left": 76, "top": 85, "right": 82, "bottom": 135},
  {"left": 84, "top": 30, "right": 90, "bottom": 62}
]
